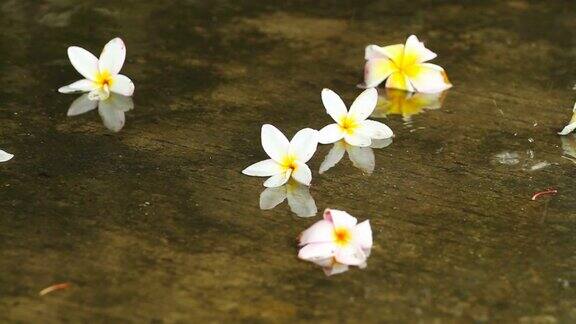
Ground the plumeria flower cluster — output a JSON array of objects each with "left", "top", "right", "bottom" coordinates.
[
  {"left": 242, "top": 90, "right": 390, "bottom": 274},
  {"left": 298, "top": 209, "right": 373, "bottom": 272},
  {"left": 242, "top": 35, "right": 455, "bottom": 275},
  {"left": 363, "top": 35, "right": 451, "bottom": 93},
  {"left": 241, "top": 91, "right": 382, "bottom": 274},
  {"left": 243, "top": 88, "right": 393, "bottom": 188}
]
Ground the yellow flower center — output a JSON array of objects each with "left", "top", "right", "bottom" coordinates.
[
  {"left": 397, "top": 49, "right": 418, "bottom": 69},
  {"left": 95, "top": 70, "right": 114, "bottom": 88},
  {"left": 281, "top": 155, "right": 298, "bottom": 172},
  {"left": 339, "top": 116, "right": 358, "bottom": 134},
  {"left": 333, "top": 227, "right": 352, "bottom": 246}
]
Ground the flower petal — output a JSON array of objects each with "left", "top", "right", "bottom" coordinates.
[
  {"left": 321, "top": 88, "right": 348, "bottom": 123},
  {"left": 318, "top": 124, "right": 344, "bottom": 144},
  {"left": 344, "top": 132, "right": 371, "bottom": 147},
  {"left": 242, "top": 159, "right": 282, "bottom": 177},
  {"left": 363, "top": 58, "right": 397, "bottom": 88},
  {"left": 58, "top": 79, "right": 98, "bottom": 93},
  {"left": 67, "top": 93, "right": 98, "bottom": 116},
  {"left": 0, "top": 150, "right": 14, "bottom": 162},
  {"left": 99, "top": 37, "right": 126, "bottom": 75},
  {"left": 264, "top": 170, "right": 291, "bottom": 188},
  {"left": 299, "top": 220, "right": 335, "bottom": 245},
  {"left": 385, "top": 71, "right": 415, "bottom": 92},
  {"left": 559, "top": 122, "right": 576, "bottom": 136},
  {"left": 378, "top": 44, "right": 405, "bottom": 64},
  {"left": 559, "top": 106, "right": 576, "bottom": 135},
  {"left": 286, "top": 182, "right": 317, "bottom": 217},
  {"left": 319, "top": 141, "right": 346, "bottom": 174},
  {"left": 67, "top": 46, "right": 99, "bottom": 81},
  {"left": 365, "top": 45, "right": 387, "bottom": 60},
  {"left": 289, "top": 128, "right": 318, "bottom": 163},
  {"left": 298, "top": 242, "right": 337, "bottom": 261},
  {"left": 261, "top": 124, "right": 290, "bottom": 163},
  {"left": 323, "top": 209, "right": 358, "bottom": 228},
  {"left": 292, "top": 161, "right": 312, "bottom": 186},
  {"left": 334, "top": 245, "right": 367, "bottom": 266},
  {"left": 349, "top": 88, "right": 378, "bottom": 121},
  {"left": 403, "top": 35, "right": 437, "bottom": 65},
  {"left": 405, "top": 63, "right": 452, "bottom": 93},
  {"left": 98, "top": 104, "right": 125, "bottom": 132},
  {"left": 110, "top": 74, "right": 135, "bottom": 96},
  {"left": 353, "top": 220, "right": 373, "bottom": 249},
  {"left": 359, "top": 119, "right": 394, "bottom": 139},
  {"left": 259, "top": 186, "right": 287, "bottom": 210},
  {"left": 347, "top": 146, "right": 375, "bottom": 174}
]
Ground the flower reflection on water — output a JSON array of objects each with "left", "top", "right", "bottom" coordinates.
[
  {"left": 320, "top": 138, "right": 393, "bottom": 175},
  {"left": 259, "top": 179, "right": 317, "bottom": 218},
  {"left": 67, "top": 92, "right": 134, "bottom": 132},
  {"left": 371, "top": 88, "right": 447, "bottom": 124},
  {"left": 561, "top": 134, "right": 576, "bottom": 163}
]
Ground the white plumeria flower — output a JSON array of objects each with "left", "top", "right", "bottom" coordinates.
[
  {"left": 243, "top": 124, "right": 319, "bottom": 188},
  {"left": 318, "top": 88, "right": 393, "bottom": 147},
  {"left": 558, "top": 102, "right": 576, "bottom": 135},
  {"left": 67, "top": 92, "right": 134, "bottom": 132},
  {"left": 59, "top": 38, "right": 135, "bottom": 101},
  {"left": 363, "top": 35, "right": 452, "bottom": 93},
  {"left": 259, "top": 180, "right": 317, "bottom": 217},
  {"left": 320, "top": 138, "right": 392, "bottom": 174},
  {"left": 298, "top": 209, "right": 372, "bottom": 266},
  {"left": 0, "top": 150, "right": 14, "bottom": 162}
]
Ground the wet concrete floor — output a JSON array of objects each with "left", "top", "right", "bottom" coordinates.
[{"left": 1, "top": 0, "right": 576, "bottom": 322}]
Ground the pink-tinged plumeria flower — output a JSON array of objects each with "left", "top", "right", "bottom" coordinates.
[
  {"left": 59, "top": 38, "right": 134, "bottom": 101},
  {"left": 318, "top": 88, "right": 393, "bottom": 147},
  {"left": 243, "top": 124, "right": 319, "bottom": 188},
  {"left": 558, "top": 102, "right": 576, "bottom": 135},
  {"left": 298, "top": 209, "right": 373, "bottom": 267},
  {"left": 363, "top": 35, "right": 452, "bottom": 93},
  {"left": 0, "top": 150, "right": 13, "bottom": 162}
]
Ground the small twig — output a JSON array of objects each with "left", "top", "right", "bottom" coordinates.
[
  {"left": 39, "top": 283, "right": 70, "bottom": 296},
  {"left": 531, "top": 188, "right": 558, "bottom": 201},
  {"left": 561, "top": 155, "right": 576, "bottom": 164}
]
